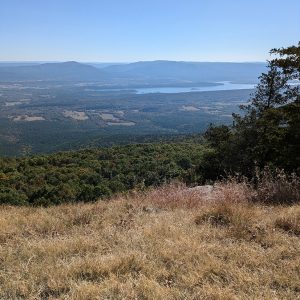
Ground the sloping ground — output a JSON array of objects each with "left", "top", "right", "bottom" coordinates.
[{"left": 0, "top": 183, "right": 299, "bottom": 299}]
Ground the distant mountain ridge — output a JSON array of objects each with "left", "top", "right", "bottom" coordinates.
[
  {"left": 103, "top": 60, "right": 266, "bottom": 82},
  {"left": 0, "top": 61, "right": 109, "bottom": 81},
  {"left": 0, "top": 60, "right": 266, "bottom": 83}
]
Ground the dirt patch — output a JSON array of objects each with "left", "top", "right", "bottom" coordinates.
[
  {"left": 63, "top": 110, "right": 89, "bottom": 121},
  {"left": 100, "top": 113, "right": 119, "bottom": 121},
  {"left": 181, "top": 105, "right": 200, "bottom": 111},
  {"left": 107, "top": 121, "right": 135, "bottom": 126},
  {"left": 13, "top": 115, "right": 45, "bottom": 122}
]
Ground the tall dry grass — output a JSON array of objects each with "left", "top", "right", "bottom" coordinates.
[
  {"left": 254, "top": 167, "right": 300, "bottom": 204},
  {"left": 0, "top": 180, "right": 299, "bottom": 299}
]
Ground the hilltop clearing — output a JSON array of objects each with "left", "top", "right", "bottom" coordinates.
[{"left": 0, "top": 180, "right": 299, "bottom": 299}]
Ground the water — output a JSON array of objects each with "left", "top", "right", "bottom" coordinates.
[
  {"left": 89, "top": 81, "right": 256, "bottom": 94},
  {"left": 135, "top": 81, "right": 256, "bottom": 94}
]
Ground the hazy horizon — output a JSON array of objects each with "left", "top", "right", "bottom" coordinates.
[{"left": 0, "top": 60, "right": 267, "bottom": 64}]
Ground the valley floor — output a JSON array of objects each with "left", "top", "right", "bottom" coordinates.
[{"left": 0, "top": 183, "right": 299, "bottom": 299}]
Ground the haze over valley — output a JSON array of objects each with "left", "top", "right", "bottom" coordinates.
[{"left": 0, "top": 61, "right": 263, "bottom": 155}]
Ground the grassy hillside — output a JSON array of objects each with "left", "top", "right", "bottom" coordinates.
[{"left": 0, "top": 180, "right": 299, "bottom": 299}]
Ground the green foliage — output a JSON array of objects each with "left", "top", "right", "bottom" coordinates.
[
  {"left": 271, "top": 42, "right": 300, "bottom": 80},
  {"left": 202, "top": 43, "right": 300, "bottom": 179},
  {"left": 0, "top": 188, "right": 27, "bottom": 205},
  {"left": 0, "top": 143, "right": 206, "bottom": 205}
]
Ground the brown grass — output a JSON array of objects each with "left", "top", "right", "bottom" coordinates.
[
  {"left": 254, "top": 168, "right": 300, "bottom": 204},
  {"left": 0, "top": 182, "right": 299, "bottom": 299}
]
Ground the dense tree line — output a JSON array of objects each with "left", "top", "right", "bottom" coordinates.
[
  {"left": 0, "top": 143, "right": 206, "bottom": 205},
  {"left": 202, "top": 43, "right": 300, "bottom": 179}
]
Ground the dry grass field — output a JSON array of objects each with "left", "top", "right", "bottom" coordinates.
[{"left": 0, "top": 180, "right": 299, "bottom": 299}]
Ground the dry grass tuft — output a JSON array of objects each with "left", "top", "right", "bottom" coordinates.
[
  {"left": 0, "top": 180, "right": 299, "bottom": 299},
  {"left": 194, "top": 181, "right": 266, "bottom": 242},
  {"left": 254, "top": 168, "right": 300, "bottom": 204},
  {"left": 274, "top": 206, "right": 300, "bottom": 236}
]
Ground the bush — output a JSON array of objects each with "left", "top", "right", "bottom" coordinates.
[
  {"left": 254, "top": 167, "right": 300, "bottom": 204},
  {"left": 274, "top": 208, "right": 300, "bottom": 236},
  {"left": 0, "top": 188, "right": 28, "bottom": 205}
]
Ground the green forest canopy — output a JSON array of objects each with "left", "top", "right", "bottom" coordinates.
[{"left": 0, "top": 143, "right": 207, "bottom": 205}]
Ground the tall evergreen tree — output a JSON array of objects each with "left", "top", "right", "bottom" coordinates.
[{"left": 203, "top": 42, "right": 300, "bottom": 178}]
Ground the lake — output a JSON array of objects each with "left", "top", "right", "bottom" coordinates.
[
  {"left": 87, "top": 81, "right": 257, "bottom": 94},
  {"left": 135, "top": 81, "right": 256, "bottom": 94}
]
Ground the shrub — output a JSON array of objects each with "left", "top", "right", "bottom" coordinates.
[
  {"left": 254, "top": 167, "right": 300, "bottom": 204},
  {"left": 195, "top": 208, "right": 231, "bottom": 227},
  {"left": 0, "top": 188, "right": 28, "bottom": 205},
  {"left": 274, "top": 210, "right": 300, "bottom": 236}
]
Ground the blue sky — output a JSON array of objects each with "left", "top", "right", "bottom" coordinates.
[{"left": 1, "top": 0, "right": 299, "bottom": 62}]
